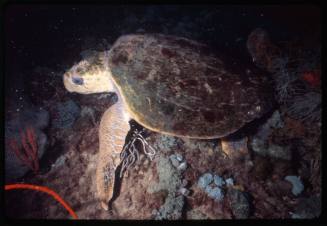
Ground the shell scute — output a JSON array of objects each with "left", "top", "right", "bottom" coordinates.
[{"left": 108, "top": 34, "right": 273, "bottom": 138}]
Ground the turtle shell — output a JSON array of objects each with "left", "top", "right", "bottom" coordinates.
[{"left": 108, "top": 34, "right": 274, "bottom": 139}]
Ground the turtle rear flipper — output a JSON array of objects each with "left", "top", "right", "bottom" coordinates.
[
  {"left": 96, "top": 100, "right": 130, "bottom": 210},
  {"left": 247, "top": 28, "right": 282, "bottom": 72}
]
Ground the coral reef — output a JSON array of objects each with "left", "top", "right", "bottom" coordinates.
[
  {"left": 5, "top": 7, "right": 321, "bottom": 220},
  {"left": 291, "top": 195, "right": 321, "bottom": 219},
  {"left": 51, "top": 100, "right": 80, "bottom": 129},
  {"left": 221, "top": 137, "right": 249, "bottom": 160},
  {"left": 285, "top": 91, "right": 321, "bottom": 123},
  {"left": 152, "top": 134, "right": 181, "bottom": 152},
  {"left": 197, "top": 173, "right": 233, "bottom": 202},
  {"left": 197, "top": 173, "right": 213, "bottom": 189},
  {"left": 228, "top": 188, "right": 250, "bottom": 219},
  {"left": 80, "top": 106, "right": 97, "bottom": 126},
  {"left": 205, "top": 186, "right": 224, "bottom": 201},
  {"left": 247, "top": 28, "right": 321, "bottom": 124},
  {"left": 250, "top": 110, "right": 292, "bottom": 160},
  {"left": 285, "top": 175, "right": 304, "bottom": 196},
  {"left": 213, "top": 175, "right": 225, "bottom": 187},
  {"left": 270, "top": 44, "right": 321, "bottom": 124},
  {"left": 152, "top": 194, "right": 184, "bottom": 220},
  {"left": 148, "top": 155, "right": 185, "bottom": 219},
  {"left": 225, "top": 178, "right": 234, "bottom": 187},
  {"left": 8, "top": 127, "right": 39, "bottom": 174},
  {"left": 5, "top": 107, "right": 49, "bottom": 182}
]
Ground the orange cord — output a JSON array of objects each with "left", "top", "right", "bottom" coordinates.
[{"left": 5, "top": 183, "right": 78, "bottom": 219}]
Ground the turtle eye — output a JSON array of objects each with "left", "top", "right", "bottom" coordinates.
[{"left": 72, "top": 76, "right": 84, "bottom": 85}]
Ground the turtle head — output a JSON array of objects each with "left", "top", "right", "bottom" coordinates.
[{"left": 63, "top": 51, "right": 114, "bottom": 94}]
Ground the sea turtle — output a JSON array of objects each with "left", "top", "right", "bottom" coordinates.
[{"left": 63, "top": 33, "right": 273, "bottom": 210}]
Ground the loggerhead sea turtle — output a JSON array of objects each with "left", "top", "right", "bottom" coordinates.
[{"left": 63, "top": 33, "right": 273, "bottom": 210}]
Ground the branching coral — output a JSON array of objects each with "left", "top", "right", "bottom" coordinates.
[{"left": 8, "top": 126, "right": 39, "bottom": 174}]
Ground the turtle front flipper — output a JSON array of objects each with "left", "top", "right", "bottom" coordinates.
[
  {"left": 246, "top": 28, "right": 282, "bottom": 72},
  {"left": 96, "top": 100, "right": 130, "bottom": 211}
]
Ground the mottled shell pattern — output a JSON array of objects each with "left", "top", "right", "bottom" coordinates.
[{"left": 107, "top": 34, "right": 274, "bottom": 138}]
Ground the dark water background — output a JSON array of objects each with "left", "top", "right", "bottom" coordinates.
[{"left": 4, "top": 4, "right": 321, "bottom": 100}]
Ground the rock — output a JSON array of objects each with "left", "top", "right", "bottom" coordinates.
[
  {"left": 225, "top": 178, "right": 234, "bottom": 187},
  {"left": 168, "top": 153, "right": 186, "bottom": 171},
  {"left": 176, "top": 153, "right": 183, "bottom": 162},
  {"left": 205, "top": 186, "right": 224, "bottom": 201},
  {"left": 197, "top": 173, "right": 213, "bottom": 189},
  {"left": 285, "top": 176, "right": 304, "bottom": 196},
  {"left": 109, "top": 152, "right": 167, "bottom": 219},
  {"left": 78, "top": 92, "right": 114, "bottom": 115},
  {"left": 259, "top": 111, "right": 285, "bottom": 137},
  {"left": 27, "top": 108, "right": 49, "bottom": 130},
  {"left": 198, "top": 173, "right": 225, "bottom": 202},
  {"left": 51, "top": 155, "right": 67, "bottom": 169},
  {"left": 154, "top": 194, "right": 184, "bottom": 220},
  {"left": 250, "top": 110, "right": 292, "bottom": 160},
  {"left": 267, "top": 144, "right": 292, "bottom": 160},
  {"left": 169, "top": 154, "right": 180, "bottom": 168},
  {"left": 148, "top": 155, "right": 182, "bottom": 194},
  {"left": 80, "top": 106, "right": 97, "bottom": 125},
  {"left": 51, "top": 99, "right": 80, "bottom": 129},
  {"left": 154, "top": 135, "right": 180, "bottom": 152},
  {"left": 252, "top": 110, "right": 284, "bottom": 139},
  {"left": 228, "top": 189, "right": 250, "bottom": 219},
  {"left": 182, "top": 138, "right": 214, "bottom": 152},
  {"left": 291, "top": 195, "right": 321, "bottom": 219},
  {"left": 251, "top": 156, "right": 273, "bottom": 180},
  {"left": 112, "top": 137, "right": 188, "bottom": 219},
  {"left": 5, "top": 107, "right": 49, "bottom": 134},
  {"left": 252, "top": 138, "right": 292, "bottom": 160},
  {"left": 250, "top": 137, "right": 266, "bottom": 153},
  {"left": 221, "top": 137, "right": 249, "bottom": 159},
  {"left": 178, "top": 187, "right": 190, "bottom": 196},
  {"left": 177, "top": 162, "right": 187, "bottom": 171},
  {"left": 213, "top": 175, "right": 225, "bottom": 187},
  {"left": 181, "top": 179, "right": 189, "bottom": 187},
  {"left": 269, "top": 110, "right": 285, "bottom": 129},
  {"left": 186, "top": 209, "right": 209, "bottom": 219}
]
